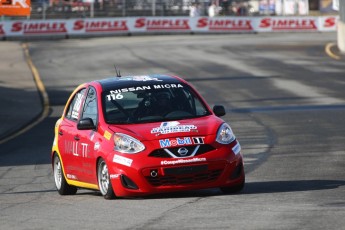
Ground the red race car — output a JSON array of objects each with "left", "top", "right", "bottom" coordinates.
[{"left": 52, "top": 74, "right": 244, "bottom": 199}]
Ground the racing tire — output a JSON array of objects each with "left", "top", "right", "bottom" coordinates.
[
  {"left": 97, "top": 159, "right": 116, "bottom": 200},
  {"left": 53, "top": 154, "right": 77, "bottom": 195},
  {"left": 220, "top": 178, "right": 245, "bottom": 194}
]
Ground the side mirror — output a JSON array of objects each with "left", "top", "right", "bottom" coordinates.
[
  {"left": 213, "top": 105, "right": 226, "bottom": 117},
  {"left": 77, "top": 118, "right": 96, "bottom": 130}
]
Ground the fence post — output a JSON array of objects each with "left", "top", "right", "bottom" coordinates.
[
  {"left": 90, "top": 1, "right": 94, "bottom": 18},
  {"left": 122, "top": 0, "right": 126, "bottom": 17},
  {"left": 152, "top": 0, "right": 156, "bottom": 16},
  {"left": 338, "top": 0, "right": 345, "bottom": 53}
]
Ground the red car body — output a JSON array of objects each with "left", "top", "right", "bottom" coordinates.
[{"left": 52, "top": 75, "right": 244, "bottom": 199}]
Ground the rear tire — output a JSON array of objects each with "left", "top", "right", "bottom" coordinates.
[
  {"left": 53, "top": 154, "right": 77, "bottom": 195},
  {"left": 97, "top": 159, "right": 116, "bottom": 199}
]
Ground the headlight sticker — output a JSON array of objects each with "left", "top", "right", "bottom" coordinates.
[
  {"left": 232, "top": 142, "right": 241, "bottom": 155},
  {"left": 113, "top": 154, "right": 133, "bottom": 167}
]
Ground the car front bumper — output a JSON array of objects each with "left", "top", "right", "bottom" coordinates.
[{"left": 107, "top": 141, "right": 244, "bottom": 197}]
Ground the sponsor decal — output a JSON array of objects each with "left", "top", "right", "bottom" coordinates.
[
  {"left": 161, "top": 157, "right": 206, "bottom": 165},
  {"left": 113, "top": 154, "right": 133, "bottom": 167},
  {"left": 66, "top": 174, "right": 77, "bottom": 180},
  {"left": 11, "top": 21, "right": 67, "bottom": 34},
  {"left": 64, "top": 141, "right": 90, "bottom": 158},
  {"left": 232, "top": 142, "right": 241, "bottom": 155},
  {"left": 193, "top": 137, "right": 204, "bottom": 144},
  {"left": 104, "top": 130, "right": 112, "bottom": 140},
  {"left": 109, "top": 174, "right": 120, "bottom": 179},
  {"left": 108, "top": 84, "right": 183, "bottom": 94},
  {"left": 197, "top": 18, "right": 253, "bottom": 31},
  {"left": 0, "top": 0, "right": 30, "bottom": 16},
  {"left": 71, "top": 92, "right": 84, "bottom": 120},
  {"left": 159, "top": 137, "right": 205, "bottom": 148},
  {"left": 151, "top": 121, "right": 197, "bottom": 135},
  {"left": 94, "top": 142, "right": 100, "bottom": 151},
  {"left": 135, "top": 18, "right": 190, "bottom": 31},
  {"left": 106, "top": 92, "right": 123, "bottom": 101},
  {"left": 109, "top": 86, "right": 151, "bottom": 94},
  {"left": 119, "top": 76, "right": 163, "bottom": 82},
  {"left": 259, "top": 18, "right": 317, "bottom": 30},
  {"left": 73, "top": 19, "right": 128, "bottom": 32},
  {"left": 152, "top": 84, "right": 183, "bottom": 89}
]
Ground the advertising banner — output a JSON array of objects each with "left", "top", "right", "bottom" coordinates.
[
  {"left": 0, "top": 0, "right": 30, "bottom": 16},
  {"left": 318, "top": 16, "right": 338, "bottom": 32},
  {"left": 258, "top": 17, "right": 318, "bottom": 32},
  {"left": 130, "top": 17, "right": 191, "bottom": 33},
  {"left": 68, "top": 18, "right": 130, "bottom": 35},
  {"left": 191, "top": 17, "right": 255, "bottom": 33},
  {"left": 8, "top": 20, "right": 68, "bottom": 36},
  {"left": 0, "top": 16, "right": 339, "bottom": 38}
]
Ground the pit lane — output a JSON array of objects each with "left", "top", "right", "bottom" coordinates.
[{"left": 1, "top": 33, "right": 345, "bottom": 229}]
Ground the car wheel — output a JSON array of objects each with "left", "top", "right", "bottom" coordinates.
[
  {"left": 97, "top": 159, "right": 116, "bottom": 199},
  {"left": 220, "top": 179, "right": 245, "bottom": 194},
  {"left": 53, "top": 154, "right": 77, "bottom": 195}
]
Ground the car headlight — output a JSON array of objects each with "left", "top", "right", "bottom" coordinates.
[
  {"left": 114, "top": 133, "right": 145, "bottom": 154},
  {"left": 216, "top": 123, "right": 236, "bottom": 144}
]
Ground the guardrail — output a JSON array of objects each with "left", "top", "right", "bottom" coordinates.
[{"left": 0, "top": 16, "right": 338, "bottom": 39}]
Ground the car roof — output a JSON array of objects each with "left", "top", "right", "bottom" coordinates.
[{"left": 96, "top": 74, "right": 184, "bottom": 91}]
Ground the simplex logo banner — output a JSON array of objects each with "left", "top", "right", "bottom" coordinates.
[{"left": 0, "top": 16, "right": 339, "bottom": 38}]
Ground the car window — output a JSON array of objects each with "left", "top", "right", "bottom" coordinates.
[
  {"left": 81, "top": 87, "right": 98, "bottom": 126},
  {"left": 102, "top": 83, "right": 211, "bottom": 124},
  {"left": 66, "top": 88, "right": 86, "bottom": 121}
]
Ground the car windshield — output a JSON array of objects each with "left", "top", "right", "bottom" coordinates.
[{"left": 102, "top": 82, "right": 211, "bottom": 124}]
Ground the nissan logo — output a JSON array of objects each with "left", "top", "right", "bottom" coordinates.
[{"left": 177, "top": 147, "right": 189, "bottom": 156}]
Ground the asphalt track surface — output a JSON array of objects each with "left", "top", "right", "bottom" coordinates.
[{"left": 1, "top": 33, "right": 345, "bottom": 229}]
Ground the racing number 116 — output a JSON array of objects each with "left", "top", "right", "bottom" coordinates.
[{"left": 106, "top": 93, "right": 123, "bottom": 101}]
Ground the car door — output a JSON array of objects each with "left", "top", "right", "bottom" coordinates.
[
  {"left": 76, "top": 86, "right": 99, "bottom": 184},
  {"left": 57, "top": 88, "right": 87, "bottom": 181}
]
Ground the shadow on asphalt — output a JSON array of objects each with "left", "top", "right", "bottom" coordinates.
[
  {"left": 241, "top": 180, "right": 345, "bottom": 194},
  {"left": 2, "top": 180, "right": 344, "bottom": 198},
  {"left": 117, "top": 180, "right": 345, "bottom": 200}
]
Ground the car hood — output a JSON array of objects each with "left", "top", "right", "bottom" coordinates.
[{"left": 108, "top": 116, "right": 224, "bottom": 141}]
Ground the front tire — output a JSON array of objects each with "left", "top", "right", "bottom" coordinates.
[
  {"left": 97, "top": 159, "right": 116, "bottom": 199},
  {"left": 53, "top": 154, "right": 77, "bottom": 195}
]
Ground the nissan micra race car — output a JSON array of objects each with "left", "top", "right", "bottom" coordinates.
[{"left": 52, "top": 74, "right": 244, "bottom": 199}]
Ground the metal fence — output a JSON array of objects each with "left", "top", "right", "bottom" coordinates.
[
  {"left": 30, "top": 0, "right": 192, "bottom": 19},
  {"left": 1, "top": 0, "right": 337, "bottom": 20}
]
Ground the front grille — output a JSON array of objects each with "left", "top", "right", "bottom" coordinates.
[
  {"left": 149, "top": 144, "right": 215, "bottom": 158},
  {"left": 146, "top": 169, "right": 222, "bottom": 187}
]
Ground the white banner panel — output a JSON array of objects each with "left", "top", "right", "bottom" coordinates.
[
  {"left": 257, "top": 17, "right": 319, "bottom": 32},
  {"left": 318, "top": 16, "right": 338, "bottom": 32},
  {"left": 0, "top": 16, "right": 338, "bottom": 38},
  {"left": 191, "top": 17, "right": 255, "bottom": 33}
]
